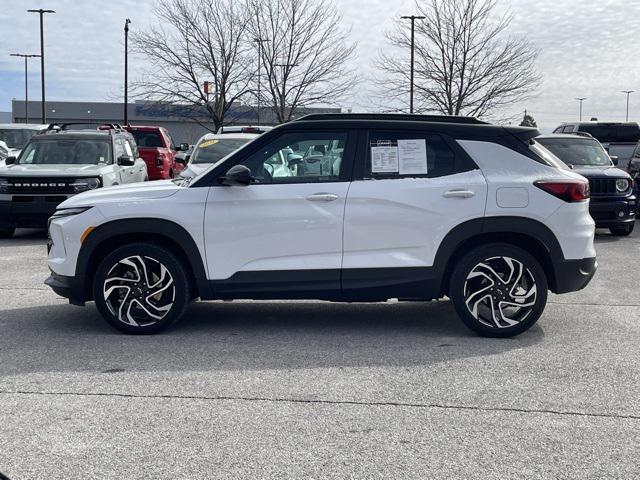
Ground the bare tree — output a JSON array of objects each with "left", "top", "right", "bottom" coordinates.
[
  {"left": 247, "top": 0, "right": 357, "bottom": 123},
  {"left": 376, "top": 0, "right": 541, "bottom": 118},
  {"left": 131, "top": 0, "right": 252, "bottom": 131}
]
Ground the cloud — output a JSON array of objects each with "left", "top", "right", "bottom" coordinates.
[{"left": 0, "top": 0, "right": 639, "bottom": 129}]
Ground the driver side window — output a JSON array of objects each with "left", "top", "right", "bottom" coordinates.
[{"left": 237, "top": 131, "right": 349, "bottom": 184}]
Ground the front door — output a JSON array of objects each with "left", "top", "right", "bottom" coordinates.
[{"left": 204, "top": 129, "right": 355, "bottom": 296}]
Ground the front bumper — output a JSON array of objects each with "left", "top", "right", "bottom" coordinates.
[
  {"left": 0, "top": 196, "right": 68, "bottom": 229},
  {"left": 589, "top": 195, "right": 636, "bottom": 228},
  {"left": 44, "top": 270, "right": 85, "bottom": 305},
  {"left": 552, "top": 257, "right": 597, "bottom": 294}
]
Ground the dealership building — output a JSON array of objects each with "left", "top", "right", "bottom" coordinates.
[{"left": 9, "top": 100, "right": 342, "bottom": 144}]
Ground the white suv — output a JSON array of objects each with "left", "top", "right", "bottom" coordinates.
[{"left": 45, "top": 114, "right": 597, "bottom": 337}]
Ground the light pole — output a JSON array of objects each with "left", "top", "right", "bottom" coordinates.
[
  {"left": 28, "top": 8, "right": 55, "bottom": 124},
  {"left": 124, "top": 19, "right": 131, "bottom": 125},
  {"left": 575, "top": 97, "right": 587, "bottom": 121},
  {"left": 621, "top": 90, "right": 634, "bottom": 121},
  {"left": 401, "top": 15, "right": 425, "bottom": 114},
  {"left": 10, "top": 53, "right": 40, "bottom": 123},
  {"left": 253, "top": 37, "right": 269, "bottom": 126}
]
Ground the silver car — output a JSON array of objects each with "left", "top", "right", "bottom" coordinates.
[{"left": 0, "top": 126, "right": 147, "bottom": 237}]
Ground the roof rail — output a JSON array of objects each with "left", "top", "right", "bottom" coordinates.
[
  {"left": 44, "top": 122, "right": 126, "bottom": 135},
  {"left": 293, "top": 113, "right": 488, "bottom": 125},
  {"left": 568, "top": 131, "right": 594, "bottom": 138}
]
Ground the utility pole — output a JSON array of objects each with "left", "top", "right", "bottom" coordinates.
[
  {"left": 124, "top": 18, "right": 131, "bottom": 125},
  {"left": 253, "top": 38, "right": 269, "bottom": 126},
  {"left": 621, "top": 90, "right": 635, "bottom": 122},
  {"left": 10, "top": 53, "right": 40, "bottom": 123},
  {"left": 401, "top": 15, "right": 425, "bottom": 114},
  {"left": 575, "top": 97, "right": 587, "bottom": 121},
  {"left": 28, "top": 8, "right": 55, "bottom": 124}
]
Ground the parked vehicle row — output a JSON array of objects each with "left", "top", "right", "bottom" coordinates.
[
  {"left": 44, "top": 114, "right": 597, "bottom": 338},
  {"left": 0, "top": 124, "right": 148, "bottom": 237}
]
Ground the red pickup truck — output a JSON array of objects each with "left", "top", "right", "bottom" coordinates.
[{"left": 125, "top": 126, "right": 186, "bottom": 180}]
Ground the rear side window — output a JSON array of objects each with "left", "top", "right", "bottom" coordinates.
[
  {"left": 365, "top": 131, "right": 462, "bottom": 179},
  {"left": 578, "top": 124, "right": 640, "bottom": 143},
  {"left": 129, "top": 130, "right": 164, "bottom": 148}
]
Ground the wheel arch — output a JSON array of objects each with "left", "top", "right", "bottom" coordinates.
[
  {"left": 76, "top": 218, "right": 210, "bottom": 302},
  {"left": 434, "top": 216, "right": 565, "bottom": 296}
]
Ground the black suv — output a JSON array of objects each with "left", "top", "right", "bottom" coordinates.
[{"left": 537, "top": 134, "right": 636, "bottom": 236}]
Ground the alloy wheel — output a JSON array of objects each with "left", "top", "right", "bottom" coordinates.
[
  {"left": 463, "top": 256, "right": 537, "bottom": 329},
  {"left": 103, "top": 255, "right": 175, "bottom": 327}
]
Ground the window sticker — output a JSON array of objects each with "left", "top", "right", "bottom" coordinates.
[
  {"left": 398, "top": 139, "right": 428, "bottom": 175},
  {"left": 199, "top": 139, "right": 219, "bottom": 148},
  {"left": 371, "top": 140, "right": 399, "bottom": 173}
]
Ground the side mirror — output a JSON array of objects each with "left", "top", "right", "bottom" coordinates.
[
  {"left": 117, "top": 155, "right": 135, "bottom": 166},
  {"left": 179, "top": 143, "right": 190, "bottom": 152},
  {"left": 175, "top": 155, "right": 188, "bottom": 165},
  {"left": 610, "top": 155, "right": 619, "bottom": 165},
  {"left": 219, "top": 164, "right": 253, "bottom": 186},
  {"left": 5, "top": 156, "right": 16, "bottom": 165},
  {"left": 287, "top": 153, "right": 303, "bottom": 167}
]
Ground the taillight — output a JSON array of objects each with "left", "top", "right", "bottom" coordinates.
[
  {"left": 534, "top": 180, "right": 590, "bottom": 202},
  {"left": 155, "top": 155, "right": 163, "bottom": 167}
]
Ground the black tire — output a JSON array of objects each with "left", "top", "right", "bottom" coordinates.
[
  {"left": 609, "top": 223, "right": 634, "bottom": 236},
  {"left": 0, "top": 227, "right": 15, "bottom": 238},
  {"left": 449, "top": 243, "right": 548, "bottom": 338},
  {"left": 92, "top": 243, "right": 191, "bottom": 334}
]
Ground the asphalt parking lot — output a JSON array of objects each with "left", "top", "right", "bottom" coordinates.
[{"left": 0, "top": 225, "right": 639, "bottom": 479}]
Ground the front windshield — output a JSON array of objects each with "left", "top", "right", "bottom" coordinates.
[
  {"left": 0, "top": 128, "right": 40, "bottom": 149},
  {"left": 191, "top": 138, "right": 252, "bottom": 164},
  {"left": 18, "top": 139, "right": 112, "bottom": 165},
  {"left": 537, "top": 137, "right": 611, "bottom": 167}
]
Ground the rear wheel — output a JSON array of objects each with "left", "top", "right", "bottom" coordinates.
[
  {"left": 449, "top": 244, "right": 548, "bottom": 338},
  {"left": 0, "top": 227, "right": 15, "bottom": 238},
  {"left": 610, "top": 223, "right": 634, "bottom": 236},
  {"left": 93, "top": 243, "right": 191, "bottom": 334}
]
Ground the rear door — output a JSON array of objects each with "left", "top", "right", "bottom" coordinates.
[{"left": 342, "top": 129, "right": 487, "bottom": 293}]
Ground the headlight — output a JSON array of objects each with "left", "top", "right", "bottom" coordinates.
[
  {"left": 51, "top": 206, "right": 93, "bottom": 219},
  {"left": 0, "top": 178, "right": 9, "bottom": 193},
  {"left": 70, "top": 177, "right": 101, "bottom": 193},
  {"left": 616, "top": 178, "right": 630, "bottom": 192}
]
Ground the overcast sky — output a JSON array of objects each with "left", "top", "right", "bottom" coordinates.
[{"left": 1, "top": 0, "right": 639, "bottom": 130}]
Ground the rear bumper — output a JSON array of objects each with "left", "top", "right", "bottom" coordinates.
[
  {"left": 0, "top": 197, "right": 67, "bottom": 229},
  {"left": 44, "top": 270, "right": 85, "bottom": 305},
  {"left": 552, "top": 257, "right": 597, "bottom": 294},
  {"left": 589, "top": 195, "right": 636, "bottom": 228}
]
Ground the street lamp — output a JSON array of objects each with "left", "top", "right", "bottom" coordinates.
[
  {"left": 124, "top": 19, "right": 131, "bottom": 125},
  {"left": 10, "top": 53, "right": 40, "bottom": 123},
  {"left": 621, "top": 90, "right": 635, "bottom": 122},
  {"left": 27, "top": 8, "right": 55, "bottom": 124},
  {"left": 401, "top": 15, "right": 425, "bottom": 114},
  {"left": 253, "top": 37, "right": 269, "bottom": 126},
  {"left": 575, "top": 97, "right": 587, "bottom": 121}
]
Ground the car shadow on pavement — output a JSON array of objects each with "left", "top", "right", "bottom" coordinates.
[
  {"left": 0, "top": 229, "right": 48, "bottom": 248},
  {"left": 0, "top": 300, "right": 544, "bottom": 375}
]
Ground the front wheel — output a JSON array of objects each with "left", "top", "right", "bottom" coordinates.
[
  {"left": 93, "top": 243, "right": 192, "bottom": 334},
  {"left": 610, "top": 223, "right": 634, "bottom": 236},
  {"left": 449, "top": 244, "right": 548, "bottom": 338}
]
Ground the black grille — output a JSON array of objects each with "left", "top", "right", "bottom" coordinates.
[
  {"left": 6, "top": 177, "right": 76, "bottom": 194},
  {"left": 588, "top": 177, "right": 617, "bottom": 196}
]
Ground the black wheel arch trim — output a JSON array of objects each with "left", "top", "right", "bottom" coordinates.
[
  {"left": 75, "top": 218, "right": 210, "bottom": 302},
  {"left": 432, "top": 216, "right": 570, "bottom": 295}
]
